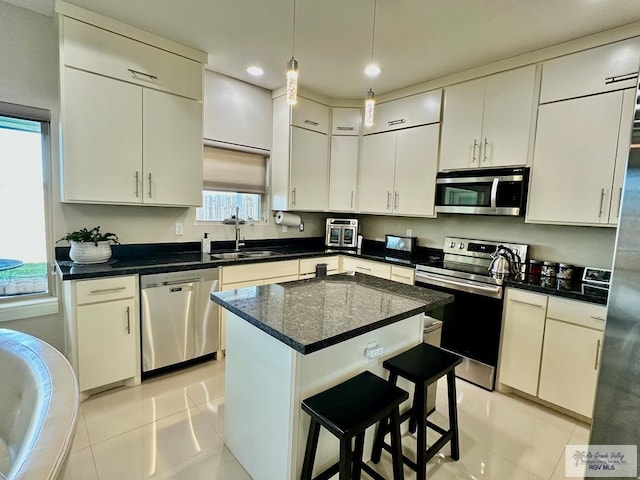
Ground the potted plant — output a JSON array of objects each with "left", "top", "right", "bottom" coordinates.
[{"left": 57, "top": 226, "right": 119, "bottom": 264}]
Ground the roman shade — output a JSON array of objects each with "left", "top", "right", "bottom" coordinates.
[{"left": 202, "top": 146, "right": 267, "bottom": 194}]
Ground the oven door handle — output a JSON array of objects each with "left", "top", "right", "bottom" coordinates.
[
  {"left": 415, "top": 271, "right": 502, "bottom": 298},
  {"left": 490, "top": 177, "right": 499, "bottom": 211}
]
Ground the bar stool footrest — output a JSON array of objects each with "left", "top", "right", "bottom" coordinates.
[{"left": 312, "top": 460, "right": 387, "bottom": 480}]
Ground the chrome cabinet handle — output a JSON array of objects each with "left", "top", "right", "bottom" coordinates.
[
  {"left": 483, "top": 138, "right": 489, "bottom": 163},
  {"left": 388, "top": 119, "right": 406, "bottom": 126},
  {"left": 292, "top": 188, "right": 296, "bottom": 206},
  {"left": 148, "top": 173, "right": 153, "bottom": 198},
  {"left": 509, "top": 298, "right": 544, "bottom": 309},
  {"left": 472, "top": 139, "right": 479, "bottom": 163},
  {"left": 598, "top": 188, "right": 605, "bottom": 217},
  {"left": 135, "top": 171, "right": 139, "bottom": 197},
  {"left": 303, "top": 119, "right": 319, "bottom": 126},
  {"left": 336, "top": 126, "right": 354, "bottom": 131},
  {"left": 90, "top": 286, "right": 126, "bottom": 294},
  {"left": 128, "top": 69, "right": 158, "bottom": 81},
  {"left": 394, "top": 191, "right": 399, "bottom": 210},
  {"left": 605, "top": 72, "right": 638, "bottom": 84},
  {"left": 594, "top": 339, "right": 601, "bottom": 370},
  {"left": 391, "top": 273, "right": 412, "bottom": 280},
  {"left": 590, "top": 315, "right": 605, "bottom": 321},
  {"left": 126, "top": 306, "right": 131, "bottom": 334},
  {"left": 355, "top": 266, "right": 372, "bottom": 272},
  {"left": 386, "top": 191, "right": 392, "bottom": 210}
]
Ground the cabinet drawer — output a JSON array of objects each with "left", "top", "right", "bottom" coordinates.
[
  {"left": 331, "top": 108, "right": 361, "bottom": 135},
  {"left": 62, "top": 17, "right": 202, "bottom": 101},
  {"left": 364, "top": 89, "right": 442, "bottom": 135},
  {"left": 299, "top": 256, "right": 340, "bottom": 275},
  {"left": 547, "top": 296, "right": 606, "bottom": 331},
  {"left": 291, "top": 97, "right": 329, "bottom": 134},
  {"left": 390, "top": 266, "right": 415, "bottom": 285},
  {"left": 540, "top": 39, "right": 640, "bottom": 103},
  {"left": 221, "top": 260, "right": 299, "bottom": 285},
  {"left": 342, "top": 257, "right": 391, "bottom": 279},
  {"left": 507, "top": 288, "right": 548, "bottom": 310},
  {"left": 76, "top": 276, "right": 137, "bottom": 305}
]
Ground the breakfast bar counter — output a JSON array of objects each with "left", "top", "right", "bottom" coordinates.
[{"left": 211, "top": 273, "right": 452, "bottom": 480}]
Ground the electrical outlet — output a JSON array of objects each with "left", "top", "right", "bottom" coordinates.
[
  {"left": 364, "top": 343, "right": 384, "bottom": 363},
  {"left": 406, "top": 229, "right": 412, "bottom": 237},
  {"left": 175, "top": 223, "right": 184, "bottom": 235}
]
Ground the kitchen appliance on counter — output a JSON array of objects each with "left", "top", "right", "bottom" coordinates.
[
  {"left": 325, "top": 218, "right": 359, "bottom": 249},
  {"left": 140, "top": 268, "right": 219, "bottom": 376},
  {"left": 385, "top": 234, "right": 417, "bottom": 254},
  {"left": 435, "top": 167, "right": 529, "bottom": 216},
  {"left": 414, "top": 236, "right": 528, "bottom": 390}
]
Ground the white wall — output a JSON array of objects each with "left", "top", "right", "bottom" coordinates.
[{"left": 359, "top": 214, "right": 617, "bottom": 269}]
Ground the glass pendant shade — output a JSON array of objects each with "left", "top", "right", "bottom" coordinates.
[
  {"left": 286, "top": 57, "right": 299, "bottom": 105},
  {"left": 364, "top": 89, "right": 375, "bottom": 127}
]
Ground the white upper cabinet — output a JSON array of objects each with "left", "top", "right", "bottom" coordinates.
[
  {"left": 62, "top": 17, "right": 202, "bottom": 101},
  {"left": 329, "top": 136, "right": 359, "bottom": 212},
  {"left": 331, "top": 107, "right": 361, "bottom": 136},
  {"left": 291, "top": 97, "right": 330, "bottom": 134},
  {"left": 527, "top": 89, "right": 634, "bottom": 226},
  {"left": 540, "top": 38, "right": 640, "bottom": 104},
  {"left": 203, "top": 71, "right": 272, "bottom": 152},
  {"left": 439, "top": 65, "right": 536, "bottom": 171},
  {"left": 363, "top": 90, "right": 442, "bottom": 135}
]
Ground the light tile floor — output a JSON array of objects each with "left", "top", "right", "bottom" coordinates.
[{"left": 64, "top": 358, "right": 589, "bottom": 480}]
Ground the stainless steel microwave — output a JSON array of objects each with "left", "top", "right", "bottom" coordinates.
[
  {"left": 434, "top": 167, "right": 529, "bottom": 216},
  {"left": 325, "top": 218, "right": 359, "bottom": 248}
]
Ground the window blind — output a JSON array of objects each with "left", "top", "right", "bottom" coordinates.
[{"left": 202, "top": 146, "right": 267, "bottom": 194}]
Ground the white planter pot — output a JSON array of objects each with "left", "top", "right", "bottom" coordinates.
[{"left": 69, "top": 241, "right": 112, "bottom": 264}]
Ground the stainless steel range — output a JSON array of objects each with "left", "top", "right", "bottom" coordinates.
[{"left": 414, "top": 237, "right": 528, "bottom": 390}]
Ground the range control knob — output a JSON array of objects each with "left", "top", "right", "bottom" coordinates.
[
  {"left": 449, "top": 242, "right": 456, "bottom": 248},
  {"left": 458, "top": 243, "right": 465, "bottom": 249}
]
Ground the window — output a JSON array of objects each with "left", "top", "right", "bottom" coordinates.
[
  {"left": 197, "top": 146, "right": 268, "bottom": 222},
  {"left": 0, "top": 105, "right": 51, "bottom": 300}
]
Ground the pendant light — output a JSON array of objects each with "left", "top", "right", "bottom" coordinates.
[
  {"left": 364, "top": 0, "right": 378, "bottom": 127},
  {"left": 286, "top": 0, "right": 299, "bottom": 105}
]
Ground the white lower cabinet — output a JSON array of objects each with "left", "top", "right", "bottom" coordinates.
[
  {"left": 341, "top": 257, "right": 392, "bottom": 279},
  {"left": 65, "top": 275, "right": 140, "bottom": 395},
  {"left": 499, "top": 289, "right": 605, "bottom": 418}
]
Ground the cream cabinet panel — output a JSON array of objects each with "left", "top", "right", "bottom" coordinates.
[
  {"left": 329, "top": 136, "right": 359, "bottom": 211},
  {"left": 609, "top": 88, "right": 635, "bottom": 225},
  {"left": 291, "top": 97, "right": 329, "bottom": 134},
  {"left": 393, "top": 124, "right": 439, "bottom": 216},
  {"left": 440, "top": 66, "right": 535, "bottom": 171},
  {"left": 342, "top": 257, "right": 391, "bottom": 279},
  {"left": 61, "top": 68, "right": 142, "bottom": 204},
  {"left": 142, "top": 89, "right": 203, "bottom": 206},
  {"left": 540, "top": 39, "right": 640, "bottom": 104},
  {"left": 221, "top": 260, "right": 300, "bottom": 285},
  {"left": 499, "top": 289, "right": 548, "bottom": 396},
  {"left": 290, "top": 127, "right": 329, "bottom": 210},
  {"left": 547, "top": 296, "right": 606, "bottom": 330},
  {"left": 527, "top": 91, "right": 624, "bottom": 225},
  {"left": 364, "top": 90, "right": 442, "bottom": 135},
  {"left": 359, "top": 132, "right": 397, "bottom": 213},
  {"left": 62, "top": 17, "right": 202, "bottom": 101},
  {"left": 331, "top": 107, "right": 361, "bottom": 136},
  {"left": 390, "top": 265, "right": 414, "bottom": 285},
  {"left": 299, "top": 256, "right": 340, "bottom": 276},
  {"left": 538, "top": 319, "right": 603, "bottom": 418},
  {"left": 76, "top": 276, "right": 137, "bottom": 305}
]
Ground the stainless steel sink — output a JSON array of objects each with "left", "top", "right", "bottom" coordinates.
[
  {"left": 211, "top": 252, "right": 244, "bottom": 260},
  {"left": 211, "top": 250, "right": 280, "bottom": 260}
]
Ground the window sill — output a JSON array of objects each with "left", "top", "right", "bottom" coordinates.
[{"left": 0, "top": 297, "right": 59, "bottom": 322}]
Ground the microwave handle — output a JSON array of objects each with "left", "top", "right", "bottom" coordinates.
[{"left": 490, "top": 177, "right": 499, "bottom": 210}]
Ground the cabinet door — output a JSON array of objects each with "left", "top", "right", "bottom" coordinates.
[
  {"left": 61, "top": 67, "right": 142, "bottom": 204},
  {"left": 359, "top": 132, "right": 396, "bottom": 213},
  {"left": 390, "top": 265, "right": 414, "bottom": 285},
  {"left": 77, "top": 298, "right": 136, "bottom": 391},
  {"left": 143, "top": 89, "right": 203, "bottom": 206},
  {"left": 342, "top": 257, "right": 391, "bottom": 279},
  {"left": 481, "top": 66, "right": 536, "bottom": 168},
  {"left": 499, "top": 289, "right": 547, "bottom": 396},
  {"left": 609, "top": 88, "right": 635, "bottom": 225},
  {"left": 331, "top": 107, "right": 361, "bottom": 136},
  {"left": 329, "top": 136, "right": 359, "bottom": 211},
  {"left": 538, "top": 319, "right": 603, "bottom": 418},
  {"left": 439, "top": 78, "right": 485, "bottom": 170},
  {"left": 290, "top": 127, "right": 329, "bottom": 210},
  {"left": 527, "top": 91, "right": 623, "bottom": 225},
  {"left": 291, "top": 97, "right": 329, "bottom": 134},
  {"left": 393, "top": 124, "right": 439, "bottom": 216},
  {"left": 365, "top": 90, "right": 442, "bottom": 135}
]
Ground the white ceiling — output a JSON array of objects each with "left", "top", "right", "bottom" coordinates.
[{"left": 7, "top": 0, "right": 640, "bottom": 99}]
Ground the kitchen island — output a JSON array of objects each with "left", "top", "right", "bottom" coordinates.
[{"left": 211, "top": 273, "right": 452, "bottom": 480}]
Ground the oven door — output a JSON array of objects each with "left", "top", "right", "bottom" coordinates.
[
  {"left": 415, "top": 271, "right": 504, "bottom": 390},
  {"left": 325, "top": 225, "right": 343, "bottom": 247}
]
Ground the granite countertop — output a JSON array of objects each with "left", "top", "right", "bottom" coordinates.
[
  {"left": 505, "top": 273, "right": 608, "bottom": 305},
  {"left": 211, "top": 272, "right": 453, "bottom": 354}
]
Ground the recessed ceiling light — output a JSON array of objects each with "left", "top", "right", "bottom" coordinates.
[
  {"left": 364, "top": 63, "right": 382, "bottom": 78},
  {"left": 246, "top": 66, "right": 264, "bottom": 76}
]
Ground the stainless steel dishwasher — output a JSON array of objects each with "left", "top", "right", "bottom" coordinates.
[{"left": 140, "top": 268, "right": 219, "bottom": 375}]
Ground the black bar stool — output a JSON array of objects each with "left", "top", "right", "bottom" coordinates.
[
  {"left": 371, "top": 343, "right": 463, "bottom": 480},
  {"left": 300, "top": 370, "right": 409, "bottom": 480}
]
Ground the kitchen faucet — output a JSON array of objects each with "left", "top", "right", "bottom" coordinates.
[{"left": 234, "top": 206, "right": 245, "bottom": 251}]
